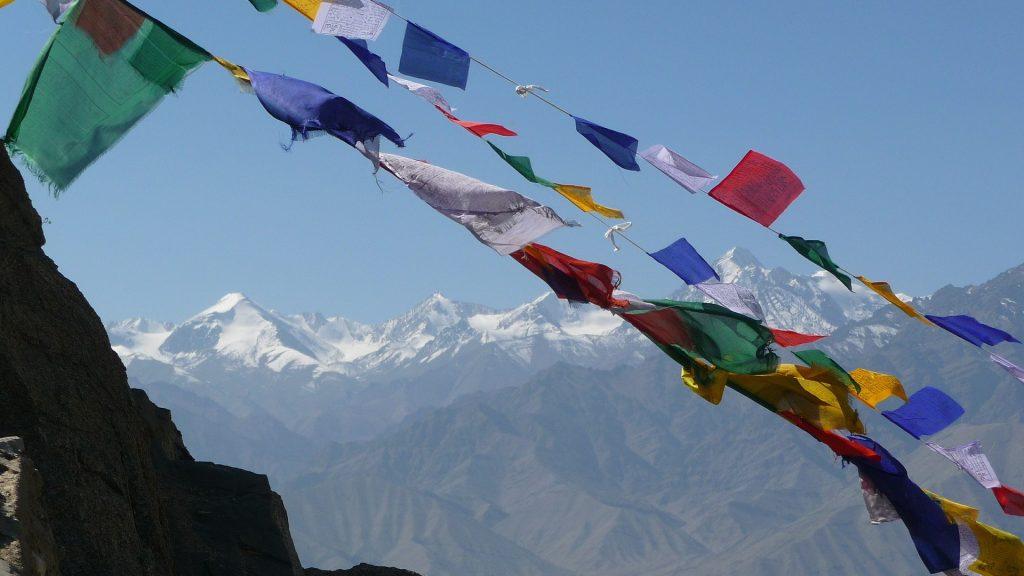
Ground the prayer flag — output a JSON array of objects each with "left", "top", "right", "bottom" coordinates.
[
  {"left": 573, "top": 116, "right": 640, "bottom": 171},
  {"left": 858, "top": 276, "right": 931, "bottom": 325},
  {"left": 511, "top": 243, "right": 627, "bottom": 309},
  {"left": 553, "top": 185, "right": 624, "bottom": 219},
  {"left": 440, "top": 109, "right": 516, "bottom": 138},
  {"left": 925, "top": 314, "right": 1020, "bottom": 348},
  {"left": 312, "top": 0, "right": 390, "bottom": 40},
  {"left": 487, "top": 142, "right": 553, "bottom": 187},
  {"left": 931, "top": 494, "right": 1024, "bottom": 575},
  {"left": 990, "top": 353, "right": 1024, "bottom": 385},
  {"left": 649, "top": 237, "right": 719, "bottom": 285},
  {"left": 734, "top": 364, "right": 865, "bottom": 432},
  {"left": 695, "top": 282, "right": 765, "bottom": 321},
  {"left": 640, "top": 144, "right": 715, "bottom": 193},
  {"left": 337, "top": 37, "right": 389, "bottom": 86},
  {"left": 769, "top": 328, "right": 827, "bottom": 348},
  {"left": 779, "top": 234, "right": 853, "bottom": 291},
  {"left": 793, "top": 349, "right": 858, "bottom": 391},
  {"left": 0, "top": 0, "right": 13, "bottom": 7},
  {"left": 282, "top": 0, "right": 319, "bottom": 18},
  {"left": 40, "top": 0, "right": 74, "bottom": 20},
  {"left": 388, "top": 74, "right": 453, "bottom": 113},
  {"left": 399, "top": 22, "right": 470, "bottom": 89},
  {"left": 993, "top": 486, "right": 1024, "bottom": 517},
  {"left": 709, "top": 150, "right": 804, "bottom": 227},
  {"left": 4, "top": 0, "right": 212, "bottom": 192},
  {"left": 860, "top": 475, "right": 900, "bottom": 524},
  {"left": 882, "top": 387, "right": 964, "bottom": 439},
  {"left": 248, "top": 0, "right": 277, "bottom": 12},
  {"left": 849, "top": 368, "right": 908, "bottom": 409},
  {"left": 248, "top": 70, "right": 403, "bottom": 152},
  {"left": 780, "top": 411, "right": 879, "bottom": 461},
  {"left": 380, "top": 153, "right": 575, "bottom": 254},
  {"left": 925, "top": 441, "right": 1000, "bottom": 490}
]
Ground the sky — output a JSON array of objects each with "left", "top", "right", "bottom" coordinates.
[{"left": 1, "top": 0, "right": 1022, "bottom": 324}]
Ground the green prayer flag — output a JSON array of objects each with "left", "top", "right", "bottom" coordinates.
[
  {"left": 4, "top": 0, "right": 211, "bottom": 192},
  {"left": 487, "top": 141, "right": 557, "bottom": 188},
  {"left": 621, "top": 299, "right": 779, "bottom": 375},
  {"left": 248, "top": 0, "right": 277, "bottom": 11},
  {"left": 779, "top": 234, "right": 853, "bottom": 291},
  {"left": 793, "top": 349, "right": 859, "bottom": 392}
]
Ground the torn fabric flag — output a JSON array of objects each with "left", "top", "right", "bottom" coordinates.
[
  {"left": 793, "top": 349, "right": 858, "bottom": 392},
  {"left": 849, "top": 368, "right": 908, "bottom": 409},
  {"left": 925, "top": 441, "right": 1001, "bottom": 490},
  {"left": 640, "top": 144, "right": 715, "bottom": 193},
  {"left": 511, "top": 243, "right": 627, "bottom": 309},
  {"left": 769, "top": 328, "right": 827, "bottom": 348},
  {"left": 649, "top": 237, "right": 719, "bottom": 285},
  {"left": 248, "top": 0, "right": 277, "bottom": 12},
  {"left": 379, "top": 153, "right": 575, "bottom": 254},
  {"left": 695, "top": 282, "right": 765, "bottom": 321},
  {"left": 780, "top": 412, "right": 878, "bottom": 461},
  {"left": 553, "top": 185, "right": 624, "bottom": 219},
  {"left": 573, "top": 116, "right": 640, "bottom": 171},
  {"left": 399, "top": 22, "right": 470, "bottom": 89},
  {"left": 440, "top": 108, "right": 516, "bottom": 138},
  {"left": 858, "top": 276, "right": 931, "bottom": 325},
  {"left": 882, "top": 387, "right": 964, "bottom": 439},
  {"left": 924, "top": 314, "right": 1020, "bottom": 348},
  {"left": 337, "top": 37, "right": 389, "bottom": 87},
  {"left": 723, "top": 364, "right": 865, "bottom": 432},
  {"left": 779, "top": 235, "right": 853, "bottom": 291},
  {"left": 248, "top": 70, "right": 403, "bottom": 153},
  {"left": 388, "top": 74, "right": 453, "bottom": 113},
  {"left": 488, "top": 142, "right": 554, "bottom": 187},
  {"left": 709, "top": 150, "right": 804, "bottom": 227},
  {"left": 990, "top": 353, "right": 1024, "bottom": 385},
  {"left": 4, "top": 0, "right": 212, "bottom": 192},
  {"left": 931, "top": 493, "right": 1024, "bottom": 575},
  {"left": 993, "top": 486, "right": 1024, "bottom": 517},
  {"left": 861, "top": 475, "right": 901, "bottom": 524}
]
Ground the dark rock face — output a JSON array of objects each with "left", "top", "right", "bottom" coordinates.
[
  {"left": 0, "top": 148, "right": 420, "bottom": 576},
  {"left": 305, "top": 564, "right": 423, "bottom": 576}
]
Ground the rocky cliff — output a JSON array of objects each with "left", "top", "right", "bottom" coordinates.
[{"left": 0, "top": 147, "right": 419, "bottom": 576}]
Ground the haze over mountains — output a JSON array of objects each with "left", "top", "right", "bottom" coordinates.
[{"left": 108, "top": 248, "right": 1024, "bottom": 575}]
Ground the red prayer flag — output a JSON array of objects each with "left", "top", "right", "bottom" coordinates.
[
  {"left": 709, "top": 150, "right": 804, "bottom": 228},
  {"left": 769, "top": 328, "right": 828, "bottom": 347},
  {"left": 511, "top": 243, "right": 626, "bottom": 309},
  {"left": 437, "top": 106, "right": 517, "bottom": 138},
  {"left": 780, "top": 411, "right": 880, "bottom": 461},
  {"left": 993, "top": 485, "right": 1024, "bottom": 516}
]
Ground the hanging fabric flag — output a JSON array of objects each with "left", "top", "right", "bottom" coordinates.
[
  {"left": 312, "top": 0, "right": 390, "bottom": 40},
  {"left": 695, "top": 282, "right": 765, "bottom": 321},
  {"left": 779, "top": 235, "right": 853, "bottom": 291},
  {"left": 438, "top": 108, "right": 516, "bottom": 138},
  {"left": 4, "top": 0, "right": 213, "bottom": 192},
  {"left": 247, "top": 70, "right": 403, "bottom": 159},
  {"left": 857, "top": 276, "right": 932, "bottom": 325},
  {"left": 925, "top": 441, "right": 1001, "bottom": 490},
  {"left": 924, "top": 314, "right": 1021, "bottom": 348},
  {"left": 793, "top": 349, "right": 858, "bottom": 391},
  {"left": 379, "top": 153, "right": 575, "bottom": 254},
  {"left": 487, "top": 142, "right": 554, "bottom": 187},
  {"left": 214, "top": 56, "right": 252, "bottom": 88},
  {"left": 388, "top": 74, "right": 453, "bottom": 113},
  {"left": 708, "top": 150, "right": 804, "bottom": 227},
  {"left": 336, "top": 37, "right": 389, "bottom": 86},
  {"left": 511, "top": 243, "right": 628, "bottom": 310},
  {"left": 768, "top": 328, "right": 827, "bottom": 348},
  {"left": 882, "top": 387, "right": 964, "bottom": 439},
  {"left": 846, "top": 436, "right": 961, "bottom": 574},
  {"left": 610, "top": 290, "right": 657, "bottom": 312},
  {"left": 247, "top": 0, "right": 277, "bottom": 12},
  {"left": 931, "top": 492, "right": 1024, "bottom": 574},
  {"left": 779, "top": 411, "right": 879, "bottom": 461},
  {"left": 860, "top": 475, "right": 901, "bottom": 524},
  {"left": 733, "top": 364, "right": 865, "bottom": 432},
  {"left": 649, "top": 237, "right": 719, "bottom": 285},
  {"left": 282, "top": 0, "right": 319, "bottom": 18},
  {"left": 620, "top": 300, "right": 779, "bottom": 375},
  {"left": 993, "top": 486, "right": 1024, "bottom": 517},
  {"left": 40, "top": 0, "right": 74, "bottom": 20},
  {"left": 0, "top": 0, "right": 13, "bottom": 7},
  {"left": 640, "top": 144, "right": 715, "bottom": 194},
  {"left": 399, "top": 22, "right": 470, "bottom": 89},
  {"left": 849, "top": 368, "right": 908, "bottom": 409},
  {"left": 990, "top": 353, "right": 1024, "bottom": 385},
  {"left": 573, "top": 117, "right": 640, "bottom": 171}
]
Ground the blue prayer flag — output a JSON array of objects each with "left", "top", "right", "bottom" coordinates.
[
  {"left": 650, "top": 238, "right": 719, "bottom": 285},
  {"left": 248, "top": 71, "right": 403, "bottom": 150},
  {"left": 881, "top": 387, "right": 964, "bottom": 439},
  {"left": 924, "top": 314, "right": 1020, "bottom": 348},
  {"left": 398, "top": 22, "right": 470, "bottom": 89},
  {"left": 338, "top": 37, "right": 389, "bottom": 87},
  {"left": 573, "top": 117, "right": 640, "bottom": 171}
]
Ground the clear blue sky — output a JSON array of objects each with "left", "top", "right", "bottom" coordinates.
[{"left": 1, "top": 0, "right": 1021, "bottom": 323}]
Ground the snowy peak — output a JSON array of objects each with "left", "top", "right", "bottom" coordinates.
[{"left": 714, "top": 247, "right": 768, "bottom": 283}]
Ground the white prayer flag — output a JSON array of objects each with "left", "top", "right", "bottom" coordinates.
[
  {"left": 991, "top": 353, "right": 1024, "bottom": 385},
  {"left": 695, "top": 282, "right": 765, "bottom": 321},
  {"left": 312, "top": 0, "right": 391, "bottom": 40},
  {"left": 640, "top": 144, "right": 715, "bottom": 194},
  {"left": 925, "top": 441, "right": 1001, "bottom": 489},
  {"left": 389, "top": 74, "right": 454, "bottom": 114},
  {"left": 860, "top": 474, "right": 899, "bottom": 524}
]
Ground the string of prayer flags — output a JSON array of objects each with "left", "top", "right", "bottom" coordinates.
[
  {"left": 768, "top": 328, "right": 827, "bottom": 348},
  {"left": 399, "top": 22, "right": 470, "bottom": 89},
  {"left": 640, "top": 145, "right": 715, "bottom": 194},
  {"left": 925, "top": 441, "right": 1001, "bottom": 490},
  {"left": 573, "top": 117, "right": 640, "bottom": 171},
  {"left": 337, "top": 37, "right": 389, "bottom": 87},
  {"left": 857, "top": 276, "right": 932, "bottom": 325},
  {"left": 849, "top": 368, "right": 908, "bottom": 409},
  {"left": 793, "top": 349, "right": 858, "bottom": 391},
  {"left": 931, "top": 493, "right": 1024, "bottom": 575},
  {"left": 247, "top": 0, "right": 277, "bottom": 12},
  {"left": 379, "top": 153, "right": 576, "bottom": 254},
  {"left": 779, "top": 411, "right": 878, "bottom": 461},
  {"left": 993, "top": 486, "right": 1024, "bottom": 517},
  {"left": 881, "top": 387, "right": 964, "bottom": 439},
  {"left": 990, "top": 353, "right": 1024, "bottom": 385},
  {"left": 779, "top": 234, "right": 853, "bottom": 291},
  {"left": 709, "top": 150, "right": 804, "bottom": 228},
  {"left": 649, "top": 237, "right": 719, "bottom": 285},
  {"left": 4, "top": 0, "right": 212, "bottom": 192},
  {"left": 924, "top": 314, "right": 1021, "bottom": 348},
  {"left": 511, "top": 243, "right": 628, "bottom": 310},
  {"left": 312, "top": 0, "right": 391, "bottom": 40},
  {"left": 695, "top": 282, "right": 765, "bottom": 321},
  {"left": 389, "top": 74, "right": 453, "bottom": 113}
]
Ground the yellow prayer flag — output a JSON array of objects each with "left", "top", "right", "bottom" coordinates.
[
  {"left": 858, "top": 276, "right": 933, "bottom": 325},
  {"left": 849, "top": 368, "right": 909, "bottom": 409},
  {"left": 680, "top": 363, "right": 728, "bottom": 405},
  {"left": 554, "top": 185, "right": 625, "bottom": 219},
  {"left": 282, "top": 0, "right": 319, "bottom": 19},
  {"left": 930, "top": 493, "right": 1024, "bottom": 576},
  {"left": 213, "top": 56, "right": 251, "bottom": 85},
  {"left": 0, "top": 0, "right": 15, "bottom": 8}
]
